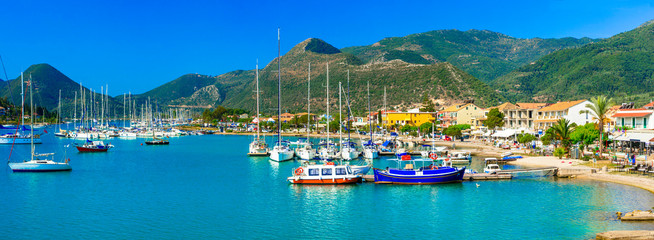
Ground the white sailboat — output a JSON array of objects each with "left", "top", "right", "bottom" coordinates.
[
  {"left": 363, "top": 81, "right": 379, "bottom": 159},
  {"left": 0, "top": 73, "right": 42, "bottom": 144},
  {"left": 248, "top": 60, "right": 269, "bottom": 156},
  {"left": 339, "top": 71, "right": 360, "bottom": 160},
  {"left": 269, "top": 28, "right": 294, "bottom": 162},
  {"left": 8, "top": 75, "right": 71, "bottom": 172},
  {"left": 318, "top": 63, "right": 338, "bottom": 160},
  {"left": 295, "top": 63, "right": 316, "bottom": 160}
]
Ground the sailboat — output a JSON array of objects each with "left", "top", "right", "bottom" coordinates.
[
  {"left": 248, "top": 61, "right": 270, "bottom": 156},
  {"left": 317, "top": 63, "right": 338, "bottom": 160},
  {"left": 295, "top": 63, "right": 316, "bottom": 160},
  {"left": 339, "top": 71, "right": 360, "bottom": 160},
  {"left": 8, "top": 74, "right": 71, "bottom": 172},
  {"left": 0, "top": 73, "right": 42, "bottom": 144},
  {"left": 269, "top": 28, "right": 294, "bottom": 162},
  {"left": 363, "top": 81, "right": 379, "bottom": 159}
]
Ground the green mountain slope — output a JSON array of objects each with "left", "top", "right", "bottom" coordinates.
[
  {"left": 0, "top": 63, "right": 118, "bottom": 118},
  {"left": 492, "top": 20, "right": 654, "bottom": 104},
  {"left": 189, "top": 38, "right": 505, "bottom": 115},
  {"left": 341, "top": 30, "right": 596, "bottom": 82}
]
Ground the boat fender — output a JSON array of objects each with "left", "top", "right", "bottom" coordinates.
[
  {"left": 65, "top": 158, "right": 70, "bottom": 163},
  {"left": 295, "top": 168, "right": 304, "bottom": 175}
]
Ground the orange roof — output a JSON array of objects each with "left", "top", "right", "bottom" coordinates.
[
  {"left": 538, "top": 100, "right": 586, "bottom": 112},
  {"left": 613, "top": 112, "right": 652, "bottom": 117},
  {"left": 489, "top": 102, "right": 518, "bottom": 111},
  {"left": 644, "top": 102, "right": 654, "bottom": 108},
  {"left": 516, "top": 103, "right": 548, "bottom": 109}
]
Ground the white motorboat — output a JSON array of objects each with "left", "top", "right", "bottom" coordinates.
[{"left": 288, "top": 162, "right": 362, "bottom": 184}]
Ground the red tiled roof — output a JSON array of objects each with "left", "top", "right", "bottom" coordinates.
[{"left": 613, "top": 112, "right": 652, "bottom": 117}]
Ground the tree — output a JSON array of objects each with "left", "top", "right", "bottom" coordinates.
[
  {"left": 420, "top": 95, "right": 436, "bottom": 112},
  {"left": 570, "top": 123, "right": 599, "bottom": 152},
  {"left": 551, "top": 118, "right": 576, "bottom": 155},
  {"left": 580, "top": 96, "right": 615, "bottom": 158},
  {"left": 444, "top": 125, "right": 462, "bottom": 138},
  {"left": 541, "top": 128, "right": 556, "bottom": 146},
  {"left": 518, "top": 134, "right": 536, "bottom": 145},
  {"left": 420, "top": 122, "right": 436, "bottom": 134},
  {"left": 484, "top": 108, "right": 505, "bottom": 132},
  {"left": 554, "top": 147, "right": 567, "bottom": 159}
]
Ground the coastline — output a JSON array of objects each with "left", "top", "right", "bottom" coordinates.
[{"left": 509, "top": 156, "right": 654, "bottom": 194}]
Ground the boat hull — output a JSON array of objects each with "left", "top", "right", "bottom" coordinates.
[
  {"left": 8, "top": 162, "right": 71, "bottom": 172},
  {"left": 0, "top": 137, "right": 42, "bottom": 144},
  {"left": 270, "top": 150, "right": 294, "bottom": 162},
  {"left": 373, "top": 167, "right": 466, "bottom": 184},
  {"left": 76, "top": 146, "right": 109, "bottom": 152},
  {"left": 287, "top": 177, "right": 362, "bottom": 184},
  {"left": 363, "top": 149, "right": 379, "bottom": 159}
]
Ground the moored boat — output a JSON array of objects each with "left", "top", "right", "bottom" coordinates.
[
  {"left": 288, "top": 162, "right": 362, "bottom": 184},
  {"left": 373, "top": 153, "right": 465, "bottom": 184},
  {"left": 145, "top": 138, "right": 169, "bottom": 145},
  {"left": 76, "top": 140, "right": 114, "bottom": 152}
]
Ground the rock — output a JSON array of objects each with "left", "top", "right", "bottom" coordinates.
[
  {"left": 621, "top": 210, "right": 654, "bottom": 221},
  {"left": 596, "top": 230, "right": 654, "bottom": 239}
]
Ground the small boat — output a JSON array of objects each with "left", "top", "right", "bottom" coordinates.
[
  {"left": 294, "top": 138, "right": 316, "bottom": 160},
  {"left": 362, "top": 140, "right": 379, "bottom": 159},
  {"left": 76, "top": 140, "right": 114, "bottom": 152},
  {"left": 145, "top": 138, "right": 169, "bottom": 145},
  {"left": 350, "top": 163, "right": 372, "bottom": 175},
  {"left": 9, "top": 153, "right": 72, "bottom": 172},
  {"left": 501, "top": 155, "right": 523, "bottom": 161},
  {"left": 373, "top": 153, "right": 466, "bottom": 184},
  {"left": 288, "top": 162, "right": 362, "bottom": 184},
  {"left": 318, "top": 142, "right": 339, "bottom": 160},
  {"left": 268, "top": 29, "right": 294, "bottom": 162},
  {"left": 448, "top": 151, "right": 471, "bottom": 164},
  {"left": 0, "top": 132, "right": 42, "bottom": 144},
  {"left": 340, "top": 141, "right": 360, "bottom": 160}
]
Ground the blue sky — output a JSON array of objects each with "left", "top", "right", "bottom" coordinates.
[{"left": 1, "top": 0, "right": 652, "bottom": 95}]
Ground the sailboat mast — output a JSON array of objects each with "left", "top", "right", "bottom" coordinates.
[
  {"left": 326, "top": 63, "right": 330, "bottom": 144},
  {"left": 21, "top": 72, "right": 24, "bottom": 126},
  {"left": 29, "top": 74, "right": 34, "bottom": 158},
  {"left": 384, "top": 87, "right": 387, "bottom": 131},
  {"left": 339, "top": 81, "right": 342, "bottom": 149},
  {"left": 58, "top": 89, "right": 61, "bottom": 131},
  {"left": 347, "top": 70, "right": 350, "bottom": 141},
  {"left": 307, "top": 62, "right": 310, "bottom": 140},
  {"left": 256, "top": 60, "right": 260, "bottom": 141},
  {"left": 277, "top": 28, "right": 282, "bottom": 144},
  {"left": 368, "top": 81, "right": 372, "bottom": 141},
  {"left": 74, "top": 91, "right": 77, "bottom": 130}
]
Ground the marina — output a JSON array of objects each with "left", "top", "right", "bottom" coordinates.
[{"left": 2, "top": 133, "right": 653, "bottom": 239}]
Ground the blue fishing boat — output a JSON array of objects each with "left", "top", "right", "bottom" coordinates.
[{"left": 373, "top": 153, "right": 465, "bottom": 184}]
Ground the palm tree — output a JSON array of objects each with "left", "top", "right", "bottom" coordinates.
[
  {"left": 552, "top": 118, "right": 576, "bottom": 155},
  {"left": 580, "top": 96, "right": 615, "bottom": 158}
]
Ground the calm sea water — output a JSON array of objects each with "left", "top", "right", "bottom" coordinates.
[{"left": 1, "top": 128, "right": 653, "bottom": 239}]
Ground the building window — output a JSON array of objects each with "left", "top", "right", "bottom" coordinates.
[{"left": 644, "top": 118, "right": 647, "bottom": 129}]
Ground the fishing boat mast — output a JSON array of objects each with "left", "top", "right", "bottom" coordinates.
[{"left": 256, "top": 60, "right": 260, "bottom": 142}]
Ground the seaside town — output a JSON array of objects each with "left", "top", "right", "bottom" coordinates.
[{"left": 2, "top": 1, "right": 654, "bottom": 240}]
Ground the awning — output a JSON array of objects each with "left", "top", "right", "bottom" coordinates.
[
  {"left": 614, "top": 132, "right": 654, "bottom": 142},
  {"left": 491, "top": 129, "right": 517, "bottom": 138}
]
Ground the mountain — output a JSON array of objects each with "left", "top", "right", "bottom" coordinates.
[
  {"left": 0, "top": 63, "right": 116, "bottom": 117},
  {"left": 491, "top": 20, "right": 654, "bottom": 104},
  {"left": 341, "top": 29, "right": 597, "bottom": 82},
  {"left": 142, "top": 38, "right": 505, "bottom": 115}
]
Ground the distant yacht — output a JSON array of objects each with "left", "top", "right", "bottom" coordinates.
[{"left": 248, "top": 61, "right": 269, "bottom": 156}]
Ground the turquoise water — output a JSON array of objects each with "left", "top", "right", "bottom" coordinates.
[{"left": 1, "top": 130, "right": 653, "bottom": 239}]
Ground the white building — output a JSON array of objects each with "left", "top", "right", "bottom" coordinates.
[
  {"left": 612, "top": 102, "right": 654, "bottom": 130},
  {"left": 534, "top": 100, "right": 593, "bottom": 130}
]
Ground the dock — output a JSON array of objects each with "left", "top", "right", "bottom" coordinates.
[
  {"left": 247, "top": 153, "right": 270, "bottom": 156},
  {"left": 362, "top": 173, "right": 512, "bottom": 182}
]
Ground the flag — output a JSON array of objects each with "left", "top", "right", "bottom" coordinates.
[{"left": 44, "top": 129, "right": 48, "bottom": 133}]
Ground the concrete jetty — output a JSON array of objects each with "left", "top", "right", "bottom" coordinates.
[{"left": 596, "top": 230, "right": 654, "bottom": 239}]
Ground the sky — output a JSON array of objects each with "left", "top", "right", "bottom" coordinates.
[{"left": 0, "top": 0, "right": 652, "bottom": 95}]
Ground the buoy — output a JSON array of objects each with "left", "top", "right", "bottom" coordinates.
[{"left": 141, "top": 143, "right": 143, "bottom": 146}]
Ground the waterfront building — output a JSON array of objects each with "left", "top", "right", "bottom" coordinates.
[
  {"left": 438, "top": 103, "right": 485, "bottom": 129},
  {"left": 383, "top": 111, "right": 436, "bottom": 127},
  {"left": 612, "top": 102, "right": 654, "bottom": 130},
  {"left": 487, "top": 102, "right": 547, "bottom": 130},
  {"left": 534, "top": 100, "right": 592, "bottom": 131}
]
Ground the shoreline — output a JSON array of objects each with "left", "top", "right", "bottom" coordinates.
[{"left": 509, "top": 156, "right": 654, "bottom": 194}]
